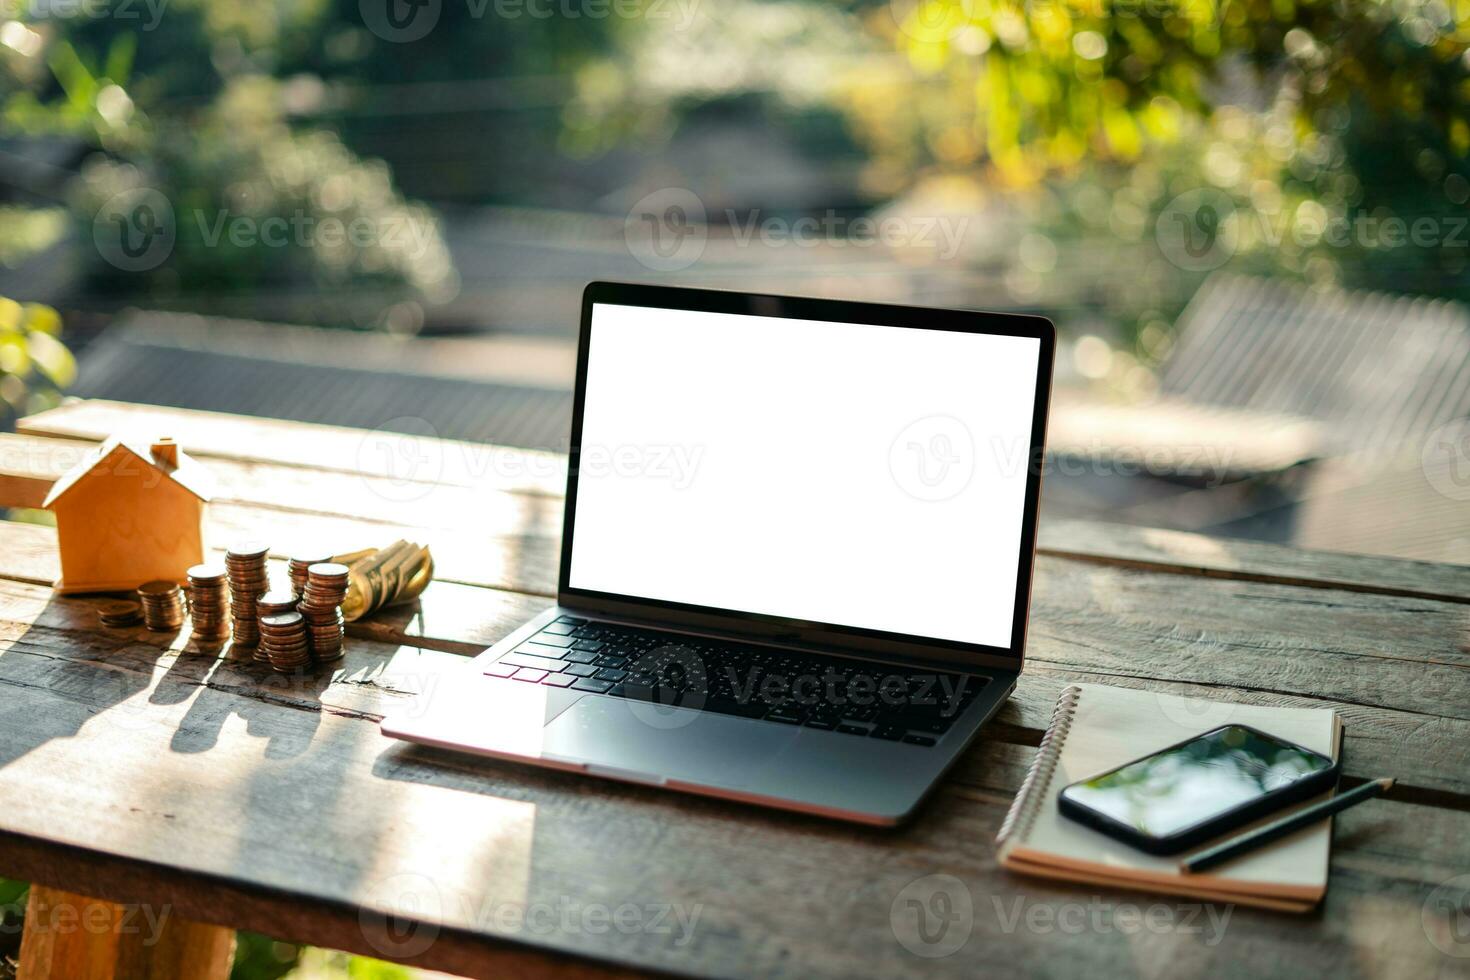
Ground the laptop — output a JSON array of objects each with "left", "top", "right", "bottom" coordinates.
[{"left": 381, "top": 282, "right": 1054, "bottom": 825}]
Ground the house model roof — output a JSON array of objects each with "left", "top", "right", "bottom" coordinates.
[{"left": 42, "top": 436, "right": 216, "bottom": 509}]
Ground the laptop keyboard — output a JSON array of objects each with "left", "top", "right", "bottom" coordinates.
[{"left": 484, "top": 616, "right": 987, "bottom": 747}]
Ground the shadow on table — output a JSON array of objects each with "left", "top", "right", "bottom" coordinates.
[
  {"left": 162, "top": 641, "right": 349, "bottom": 760},
  {"left": 0, "top": 596, "right": 176, "bottom": 771}
]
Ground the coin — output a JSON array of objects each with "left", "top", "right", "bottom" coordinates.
[
  {"left": 259, "top": 611, "right": 311, "bottom": 672},
  {"left": 256, "top": 591, "right": 298, "bottom": 617},
  {"left": 288, "top": 553, "right": 333, "bottom": 599},
  {"left": 98, "top": 599, "right": 143, "bottom": 628},
  {"left": 226, "top": 540, "right": 270, "bottom": 561},
  {"left": 298, "top": 563, "right": 349, "bottom": 663},
  {"left": 225, "top": 543, "right": 271, "bottom": 647},
  {"left": 186, "top": 563, "right": 226, "bottom": 585},
  {"left": 186, "top": 564, "right": 231, "bottom": 641},
  {"left": 136, "top": 581, "right": 184, "bottom": 631}
]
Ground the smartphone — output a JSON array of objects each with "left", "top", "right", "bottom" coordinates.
[{"left": 1057, "top": 724, "right": 1340, "bottom": 855}]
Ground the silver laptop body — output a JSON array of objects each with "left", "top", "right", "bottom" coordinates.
[{"left": 381, "top": 282, "right": 1055, "bottom": 825}]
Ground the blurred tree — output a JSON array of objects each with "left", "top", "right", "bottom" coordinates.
[
  {"left": 0, "top": 877, "right": 25, "bottom": 979},
  {"left": 0, "top": 298, "right": 74, "bottom": 426},
  {"left": 229, "top": 931, "right": 301, "bottom": 980},
  {"left": 846, "top": 0, "right": 1470, "bottom": 360},
  {"left": 1, "top": 5, "right": 453, "bottom": 329}
]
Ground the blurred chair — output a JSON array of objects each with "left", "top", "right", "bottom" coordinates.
[
  {"left": 1161, "top": 274, "right": 1470, "bottom": 458},
  {"left": 1065, "top": 274, "right": 1470, "bottom": 564}
]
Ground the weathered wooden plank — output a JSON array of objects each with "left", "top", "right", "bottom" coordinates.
[
  {"left": 2, "top": 566, "right": 1466, "bottom": 810},
  {"left": 964, "top": 668, "right": 1470, "bottom": 807},
  {"left": 1039, "top": 518, "right": 1470, "bottom": 605},
  {"left": 0, "top": 633, "right": 1466, "bottom": 980},
  {"left": 17, "top": 399, "right": 568, "bottom": 497},
  {"left": 0, "top": 431, "right": 563, "bottom": 542},
  {"left": 0, "top": 519, "right": 60, "bottom": 585},
  {"left": 3, "top": 509, "right": 1466, "bottom": 682},
  {"left": 2, "top": 515, "right": 1468, "bottom": 802},
  {"left": 203, "top": 500, "right": 559, "bottom": 596},
  {"left": 0, "top": 503, "right": 560, "bottom": 598},
  {"left": 19, "top": 402, "right": 1470, "bottom": 603},
  {"left": 7, "top": 402, "right": 1468, "bottom": 976},
  {"left": 18, "top": 885, "right": 235, "bottom": 980},
  {"left": 4, "top": 836, "right": 649, "bottom": 980}
]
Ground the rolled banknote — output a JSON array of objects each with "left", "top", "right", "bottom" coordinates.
[{"left": 335, "top": 540, "right": 434, "bottom": 621}]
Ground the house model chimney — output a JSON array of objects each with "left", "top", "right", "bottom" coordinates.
[{"left": 151, "top": 438, "right": 179, "bottom": 468}]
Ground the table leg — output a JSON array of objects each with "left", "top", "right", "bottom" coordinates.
[{"left": 17, "top": 884, "right": 235, "bottom": 979}]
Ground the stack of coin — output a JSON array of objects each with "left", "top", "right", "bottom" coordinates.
[
  {"left": 137, "top": 581, "right": 185, "bottom": 631},
  {"left": 186, "top": 564, "right": 230, "bottom": 641},
  {"left": 299, "top": 562, "right": 349, "bottom": 663},
  {"left": 288, "top": 553, "right": 332, "bottom": 600},
  {"left": 97, "top": 600, "right": 142, "bottom": 629},
  {"left": 252, "top": 590, "right": 299, "bottom": 663},
  {"left": 259, "top": 611, "right": 311, "bottom": 673},
  {"left": 225, "top": 541, "right": 271, "bottom": 647}
]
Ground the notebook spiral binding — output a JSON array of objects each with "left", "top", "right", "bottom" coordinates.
[{"left": 996, "top": 684, "right": 1083, "bottom": 847}]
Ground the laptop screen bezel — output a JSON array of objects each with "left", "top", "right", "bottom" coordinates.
[{"left": 557, "top": 281, "right": 1054, "bottom": 672}]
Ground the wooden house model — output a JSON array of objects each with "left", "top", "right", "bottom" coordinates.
[{"left": 42, "top": 436, "right": 214, "bottom": 594}]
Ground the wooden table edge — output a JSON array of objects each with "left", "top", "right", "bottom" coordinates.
[{"left": 0, "top": 829, "right": 665, "bottom": 980}]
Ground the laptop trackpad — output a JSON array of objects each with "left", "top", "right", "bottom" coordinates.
[{"left": 542, "top": 695, "right": 799, "bottom": 790}]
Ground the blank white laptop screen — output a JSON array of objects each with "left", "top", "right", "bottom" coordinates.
[{"left": 568, "top": 303, "right": 1042, "bottom": 649}]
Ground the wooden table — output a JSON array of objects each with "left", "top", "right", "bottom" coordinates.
[{"left": 1, "top": 399, "right": 1468, "bottom": 979}]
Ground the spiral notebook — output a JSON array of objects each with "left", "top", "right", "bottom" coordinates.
[{"left": 996, "top": 684, "right": 1343, "bottom": 912}]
